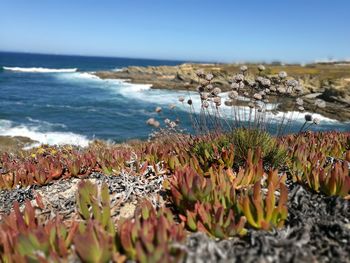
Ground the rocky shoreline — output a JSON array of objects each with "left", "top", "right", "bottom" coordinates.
[
  {"left": 94, "top": 63, "right": 350, "bottom": 121},
  {"left": 0, "top": 136, "right": 36, "bottom": 153}
]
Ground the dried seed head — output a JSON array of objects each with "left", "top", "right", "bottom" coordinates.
[
  {"left": 286, "top": 79, "right": 298, "bottom": 87},
  {"left": 196, "top": 85, "right": 204, "bottom": 92},
  {"left": 240, "top": 65, "right": 248, "bottom": 72},
  {"left": 305, "top": 114, "right": 312, "bottom": 122},
  {"left": 265, "top": 88, "right": 270, "bottom": 93},
  {"left": 155, "top": 106, "right": 162, "bottom": 113},
  {"left": 205, "top": 73, "right": 214, "bottom": 81},
  {"left": 213, "top": 96, "right": 221, "bottom": 104},
  {"left": 164, "top": 118, "right": 170, "bottom": 124},
  {"left": 286, "top": 87, "right": 293, "bottom": 94},
  {"left": 270, "top": 86, "right": 277, "bottom": 92},
  {"left": 169, "top": 121, "right": 177, "bottom": 128},
  {"left": 200, "top": 92, "right": 209, "bottom": 100},
  {"left": 231, "top": 82, "right": 240, "bottom": 90},
  {"left": 258, "top": 65, "right": 266, "bottom": 71},
  {"left": 206, "top": 84, "right": 213, "bottom": 91},
  {"left": 256, "top": 76, "right": 264, "bottom": 83},
  {"left": 212, "top": 87, "right": 222, "bottom": 96},
  {"left": 235, "top": 74, "right": 245, "bottom": 82},
  {"left": 229, "top": 91, "right": 239, "bottom": 99},
  {"left": 196, "top": 69, "right": 205, "bottom": 77},
  {"left": 296, "top": 98, "right": 304, "bottom": 106},
  {"left": 253, "top": 93, "right": 263, "bottom": 100},
  {"left": 244, "top": 91, "right": 250, "bottom": 97},
  {"left": 261, "top": 78, "right": 271, "bottom": 87},
  {"left": 178, "top": 96, "right": 185, "bottom": 102},
  {"left": 146, "top": 118, "right": 156, "bottom": 125},
  {"left": 239, "top": 82, "right": 245, "bottom": 89},
  {"left": 277, "top": 86, "right": 286, "bottom": 94},
  {"left": 202, "top": 100, "right": 209, "bottom": 108},
  {"left": 278, "top": 71, "right": 288, "bottom": 79},
  {"left": 315, "top": 99, "right": 326, "bottom": 108}
]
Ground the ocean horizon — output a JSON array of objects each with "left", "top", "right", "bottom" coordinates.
[{"left": 0, "top": 52, "right": 349, "bottom": 147}]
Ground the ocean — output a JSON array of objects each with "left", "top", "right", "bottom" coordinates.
[{"left": 0, "top": 52, "right": 349, "bottom": 147}]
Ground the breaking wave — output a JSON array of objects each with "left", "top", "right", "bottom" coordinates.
[
  {"left": 0, "top": 119, "right": 90, "bottom": 148},
  {"left": 3, "top": 66, "right": 78, "bottom": 73}
]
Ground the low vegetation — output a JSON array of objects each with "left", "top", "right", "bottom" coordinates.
[{"left": 1, "top": 65, "right": 349, "bottom": 262}]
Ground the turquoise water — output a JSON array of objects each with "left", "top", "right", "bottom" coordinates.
[{"left": 0, "top": 52, "right": 349, "bottom": 147}]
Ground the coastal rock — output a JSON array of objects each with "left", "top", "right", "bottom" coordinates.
[
  {"left": 318, "top": 82, "right": 350, "bottom": 106},
  {"left": 0, "top": 136, "right": 36, "bottom": 153},
  {"left": 93, "top": 63, "right": 350, "bottom": 121}
]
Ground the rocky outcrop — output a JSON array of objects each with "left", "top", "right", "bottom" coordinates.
[
  {"left": 94, "top": 63, "right": 350, "bottom": 121},
  {"left": 0, "top": 136, "right": 36, "bottom": 153}
]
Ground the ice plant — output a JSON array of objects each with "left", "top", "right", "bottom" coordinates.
[
  {"left": 118, "top": 200, "right": 186, "bottom": 263},
  {"left": 238, "top": 170, "right": 288, "bottom": 230},
  {"left": 169, "top": 166, "right": 213, "bottom": 212},
  {"left": 0, "top": 201, "right": 77, "bottom": 262},
  {"left": 76, "top": 180, "right": 115, "bottom": 235},
  {"left": 73, "top": 221, "right": 117, "bottom": 263},
  {"left": 319, "top": 161, "right": 350, "bottom": 198},
  {"left": 181, "top": 202, "right": 247, "bottom": 238}
]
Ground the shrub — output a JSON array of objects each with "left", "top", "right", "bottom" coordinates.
[{"left": 231, "top": 128, "right": 287, "bottom": 167}]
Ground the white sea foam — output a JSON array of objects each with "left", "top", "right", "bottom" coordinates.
[
  {"left": 56, "top": 72, "right": 342, "bottom": 125},
  {"left": 121, "top": 86, "right": 340, "bottom": 124},
  {"left": 112, "top": 68, "right": 124, "bottom": 72},
  {"left": 73, "top": 72, "right": 100, "bottom": 80},
  {"left": 117, "top": 82, "right": 152, "bottom": 95},
  {"left": 0, "top": 119, "right": 90, "bottom": 148},
  {"left": 3, "top": 66, "right": 78, "bottom": 73},
  {"left": 57, "top": 72, "right": 104, "bottom": 82},
  {"left": 56, "top": 72, "right": 152, "bottom": 95}
]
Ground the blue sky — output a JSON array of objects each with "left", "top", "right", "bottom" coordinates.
[{"left": 0, "top": 0, "right": 349, "bottom": 62}]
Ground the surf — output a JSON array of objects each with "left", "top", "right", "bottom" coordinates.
[{"left": 3, "top": 66, "right": 78, "bottom": 73}]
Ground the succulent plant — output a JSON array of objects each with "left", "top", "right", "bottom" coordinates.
[
  {"left": 169, "top": 166, "right": 213, "bottom": 212},
  {"left": 74, "top": 220, "right": 117, "bottom": 263},
  {"left": 319, "top": 161, "right": 350, "bottom": 198},
  {"left": 118, "top": 200, "right": 186, "bottom": 263},
  {"left": 181, "top": 202, "right": 247, "bottom": 238},
  {"left": 76, "top": 180, "right": 115, "bottom": 235},
  {"left": 284, "top": 132, "right": 350, "bottom": 198},
  {"left": 238, "top": 170, "right": 288, "bottom": 230},
  {"left": 0, "top": 201, "right": 77, "bottom": 262}
]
